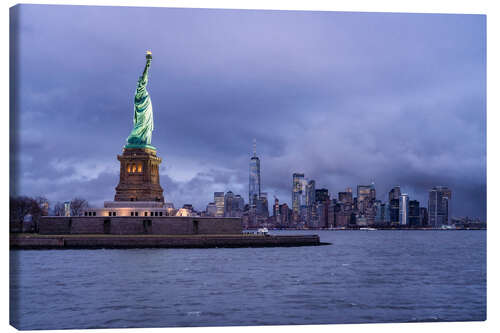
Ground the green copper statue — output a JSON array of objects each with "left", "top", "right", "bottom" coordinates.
[{"left": 126, "top": 51, "right": 155, "bottom": 149}]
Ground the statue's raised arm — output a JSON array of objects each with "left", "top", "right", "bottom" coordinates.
[
  {"left": 138, "top": 51, "right": 152, "bottom": 86},
  {"left": 125, "top": 51, "right": 155, "bottom": 149}
]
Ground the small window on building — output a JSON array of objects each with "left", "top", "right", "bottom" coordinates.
[
  {"left": 113, "top": 212, "right": 116, "bottom": 216},
  {"left": 154, "top": 212, "right": 158, "bottom": 216},
  {"left": 127, "top": 164, "right": 131, "bottom": 173},
  {"left": 132, "top": 163, "right": 137, "bottom": 172},
  {"left": 130, "top": 212, "right": 134, "bottom": 216},
  {"left": 137, "top": 163, "right": 143, "bottom": 173},
  {"left": 84, "top": 212, "right": 88, "bottom": 216},
  {"left": 135, "top": 212, "right": 138, "bottom": 217},
  {"left": 93, "top": 212, "right": 97, "bottom": 216},
  {"left": 108, "top": 212, "right": 112, "bottom": 216},
  {"left": 160, "top": 212, "right": 163, "bottom": 216},
  {"left": 145, "top": 212, "right": 148, "bottom": 216}
]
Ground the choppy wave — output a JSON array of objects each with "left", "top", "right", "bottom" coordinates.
[{"left": 10, "top": 230, "right": 486, "bottom": 329}]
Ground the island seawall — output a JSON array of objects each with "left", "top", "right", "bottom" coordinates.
[
  {"left": 10, "top": 216, "right": 324, "bottom": 249},
  {"left": 10, "top": 234, "right": 324, "bottom": 249}
]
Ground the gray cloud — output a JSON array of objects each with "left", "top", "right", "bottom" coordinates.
[{"left": 10, "top": 5, "right": 486, "bottom": 219}]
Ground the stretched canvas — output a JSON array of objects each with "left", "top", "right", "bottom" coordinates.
[{"left": 9, "top": 3, "right": 486, "bottom": 331}]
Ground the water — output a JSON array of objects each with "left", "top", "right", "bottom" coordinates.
[{"left": 10, "top": 230, "right": 486, "bottom": 330}]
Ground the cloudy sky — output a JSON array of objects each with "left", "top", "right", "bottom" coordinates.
[{"left": 10, "top": 4, "right": 486, "bottom": 219}]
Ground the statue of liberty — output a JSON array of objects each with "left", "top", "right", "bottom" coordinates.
[{"left": 126, "top": 51, "right": 155, "bottom": 149}]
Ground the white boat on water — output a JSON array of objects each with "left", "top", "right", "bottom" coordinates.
[
  {"left": 257, "top": 227, "right": 269, "bottom": 235},
  {"left": 441, "top": 225, "right": 456, "bottom": 230},
  {"left": 359, "top": 227, "right": 377, "bottom": 231}
]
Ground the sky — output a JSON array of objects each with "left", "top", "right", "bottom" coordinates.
[{"left": 10, "top": 4, "right": 486, "bottom": 219}]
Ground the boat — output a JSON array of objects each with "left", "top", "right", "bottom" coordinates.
[
  {"left": 257, "top": 227, "right": 269, "bottom": 235},
  {"left": 359, "top": 227, "right": 377, "bottom": 231},
  {"left": 440, "top": 225, "right": 456, "bottom": 230}
]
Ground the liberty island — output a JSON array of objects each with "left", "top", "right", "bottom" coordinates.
[{"left": 10, "top": 51, "right": 322, "bottom": 249}]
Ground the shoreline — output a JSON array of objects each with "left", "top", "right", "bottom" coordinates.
[
  {"left": 248, "top": 228, "right": 486, "bottom": 231},
  {"left": 10, "top": 233, "right": 327, "bottom": 250}
]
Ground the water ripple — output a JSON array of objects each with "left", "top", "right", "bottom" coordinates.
[{"left": 10, "top": 230, "right": 486, "bottom": 330}]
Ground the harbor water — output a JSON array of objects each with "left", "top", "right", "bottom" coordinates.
[{"left": 10, "top": 230, "right": 486, "bottom": 329}]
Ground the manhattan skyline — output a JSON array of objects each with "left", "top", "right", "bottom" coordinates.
[{"left": 10, "top": 5, "right": 486, "bottom": 219}]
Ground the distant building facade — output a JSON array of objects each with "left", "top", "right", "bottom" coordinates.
[
  {"left": 338, "top": 189, "right": 353, "bottom": 205},
  {"left": 315, "top": 188, "right": 329, "bottom": 203},
  {"left": 419, "top": 207, "right": 429, "bottom": 226},
  {"left": 256, "top": 192, "right": 269, "bottom": 217},
  {"left": 399, "top": 193, "right": 409, "bottom": 226},
  {"left": 428, "top": 186, "right": 452, "bottom": 227},
  {"left": 214, "top": 192, "right": 225, "bottom": 217},
  {"left": 374, "top": 200, "right": 384, "bottom": 224},
  {"left": 389, "top": 186, "right": 401, "bottom": 224},
  {"left": 356, "top": 182, "right": 377, "bottom": 224},
  {"left": 206, "top": 202, "right": 217, "bottom": 216},
  {"left": 223, "top": 191, "right": 245, "bottom": 217},
  {"left": 279, "top": 203, "right": 292, "bottom": 228},
  {"left": 408, "top": 200, "right": 420, "bottom": 227},
  {"left": 292, "top": 173, "right": 306, "bottom": 214},
  {"left": 249, "top": 140, "right": 261, "bottom": 205}
]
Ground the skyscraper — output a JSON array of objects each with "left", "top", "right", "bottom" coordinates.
[
  {"left": 315, "top": 201, "right": 329, "bottom": 229},
  {"left": 256, "top": 192, "right": 269, "bottom": 217},
  {"left": 249, "top": 139, "right": 261, "bottom": 206},
  {"left": 338, "top": 189, "right": 353, "bottom": 205},
  {"left": 389, "top": 186, "right": 401, "bottom": 201},
  {"left": 428, "top": 186, "right": 452, "bottom": 227},
  {"left": 384, "top": 203, "right": 391, "bottom": 224},
  {"left": 389, "top": 186, "right": 401, "bottom": 223},
  {"left": 419, "top": 207, "right": 429, "bottom": 226},
  {"left": 315, "top": 188, "right": 329, "bottom": 203},
  {"left": 334, "top": 201, "right": 353, "bottom": 228},
  {"left": 279, "top": 203, "right": 291, "bottom": 227},
  {"left": 234, "top": 195, "right": 245, "bottom": 212},
  {"left": 399, "top": 193, "right": 409, "bottom": 226},
  {"left": 327, "top": 200, "right": 336, "bottom": 228},
  {"left": 408, "top": 200, "right": 420, "bottom": 227},
  {"left": 292, "top": 173, "right": 305, "bottom": 214},
  {"left": 306, "top": 180, "right": 316, "bottom": 207},
  {"left": 374, "top": 200, "right": 384, "bottom": 223},
  {"left": 357, "top": 183, "right": 376, "bottom": 214},
  {"left": 273, "top": 196, "right": 280, "bottom": 224},
  {"left": 206, "top": 202, "right": 217, "bottom": 216},
  {"left": 224, "top": 191, "right": 234, "bottom": 217},
  {"left": 214, "top": 192, "right": 225, "bottom": 217}
]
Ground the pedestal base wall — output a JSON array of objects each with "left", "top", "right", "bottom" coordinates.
[{"left": 39, "top": 216, "right": 243, "bottom": 235}]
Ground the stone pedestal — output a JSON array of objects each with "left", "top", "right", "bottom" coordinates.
[{"left": 114, "top": 147, "right": 164, "bottom": 202}]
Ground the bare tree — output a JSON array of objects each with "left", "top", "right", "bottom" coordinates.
[
  {"left": 70, "top": 198, "right": 89, "bottom": 216},
  {"left": 31, "top": 196, "right": 48, "bottom": 232},
  {"left": 10, "top": 196, "right": 41, "bottom": 233},
  {"left": 34, "top": 196, "right": 49, "bottom": 216},
  {"left": 53, "top": 202, "right": 66, "bottom": 216},
  {"left": 10, "top": 196, "right": 31, "bottom": 232}
]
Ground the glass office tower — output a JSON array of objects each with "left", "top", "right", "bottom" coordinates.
[
  {"left": 249, "top": 141, "right": 261, "bottom": 206},
  {"left": 428, "top": 186, "right": 452, "bottom": 227}
]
